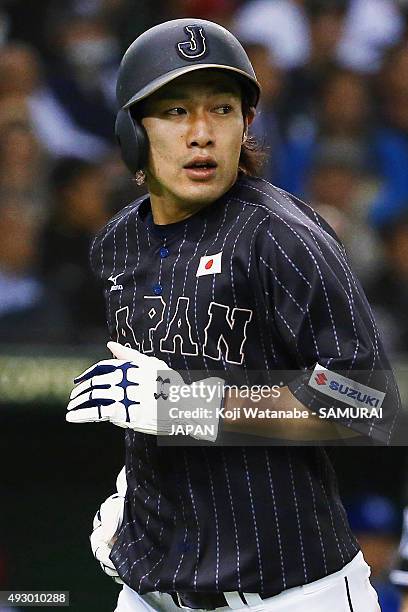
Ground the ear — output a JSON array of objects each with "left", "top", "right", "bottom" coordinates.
[
  {"left": 243, "top": 107, "right": 256, "bottom": 140},
  {"left": 246, "top": 107, "right": 256, "bottom": 128}
]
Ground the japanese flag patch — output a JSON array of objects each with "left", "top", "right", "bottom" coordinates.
[{"left": 196, "top": 252, "right": 222, "bottom": 277}]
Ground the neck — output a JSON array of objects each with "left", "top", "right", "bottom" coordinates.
[
  {"left": 146, "top": 171, "right": 239, "bottom": 225},
  {"left": 149, "top": 193, "right": 214, "bottom": 225}
]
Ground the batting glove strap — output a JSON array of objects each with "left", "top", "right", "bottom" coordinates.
[{"left": 168, "top": 377, "right": 224, "bottom": 442}]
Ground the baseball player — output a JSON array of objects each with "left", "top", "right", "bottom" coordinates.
[{"left": 66, "top": 18, "right": 400, "bottom": 611}]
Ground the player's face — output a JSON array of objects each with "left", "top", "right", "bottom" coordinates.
[{"left": 140, "top": 71, "right": 249, "bottom": 213}]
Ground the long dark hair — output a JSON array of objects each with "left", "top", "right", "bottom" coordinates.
[{"left": 239, "top": 135, "right": 267, "bottom": 177}]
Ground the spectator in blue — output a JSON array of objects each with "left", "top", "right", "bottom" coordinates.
[
  {"left": 370, "top": 42, "right": 408, "bottom": 227},
  {"left": 280, "top": 60, "right": 408, "bottom": 231},
  {"left": 44, "top": 7, "right": 120, "bottom": 146},
  {"left": 280, "top": 66, "right": 373, "bottom": 196},
  {"left": 346, "top": 495, "right": 401, "bottom": 612},
  {"left": 244, "top": 42, "right": 286, "bottom": 185},
  {"left": 282, "top": 0, "right": 350, "bottom": 126}
]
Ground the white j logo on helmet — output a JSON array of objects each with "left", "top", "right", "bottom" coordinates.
[{"left": 177, "top": 25, "right": 207, "bottom": 60}]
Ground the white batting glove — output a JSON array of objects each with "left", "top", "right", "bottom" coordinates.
[
  {"left": 66, "top": 341, "right": 183, "bottom": 434},
  {"left": 66, "top": 342, "right": 222, "bottom": 441},
  {"left": 90, "top": 466, "right": 126, "bottom": 584}
]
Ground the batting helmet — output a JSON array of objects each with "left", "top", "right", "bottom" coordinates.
[{"left": 115, "top": 18, "right": 261, "bottom": 174}]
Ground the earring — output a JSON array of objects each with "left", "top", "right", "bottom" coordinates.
[
  {"left": 242, "top": 132, "right": 248, "bottom": 144},
  {"left": 135, "top": 170, "right": 146, "bottom": 186}
]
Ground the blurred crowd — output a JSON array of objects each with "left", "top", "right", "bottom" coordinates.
[{"left": 1, "top": 0, "right": 408, "bottom": 352}]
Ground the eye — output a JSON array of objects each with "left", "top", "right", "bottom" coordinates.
[
  {"left": 166, "top": 107, "right": 187, "bottom": 116},
  {"left": 213, "top": 104, "right": 233, "bottom": 114}
]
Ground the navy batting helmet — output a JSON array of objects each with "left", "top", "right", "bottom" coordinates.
[{"left": 115, "top": 18, "right": 261, "bottom": 174}]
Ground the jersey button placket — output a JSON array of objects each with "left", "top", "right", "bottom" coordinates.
[{"left": 152, "top": 242, "right": 169, "bottom": 295}]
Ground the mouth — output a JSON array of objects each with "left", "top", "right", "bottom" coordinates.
[{"left": 183, "top": 158, "right": 218, "bottom": 181}]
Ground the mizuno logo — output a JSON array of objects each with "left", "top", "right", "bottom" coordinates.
[
  {"left": 108, "top": 273, "right": 124, "bottom": 292},
  {"left": 109, "top": 273, "right": 124, "bottom": 284}
]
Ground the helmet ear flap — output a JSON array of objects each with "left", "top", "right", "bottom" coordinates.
[{"left": 115, "top": 109, "right": 148, "bottom": 174}]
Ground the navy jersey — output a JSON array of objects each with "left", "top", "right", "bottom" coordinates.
[{"left": 90, "top": 176, "right": 400, "bottom": 596}]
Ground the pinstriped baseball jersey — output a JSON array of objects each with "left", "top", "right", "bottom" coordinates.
[{"left": 90, "top": 176, "right": 399, "bottom": 596}]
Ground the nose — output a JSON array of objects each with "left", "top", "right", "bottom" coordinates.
[{"left": 187, "top": 112, "right": 214, "bottom": 148}]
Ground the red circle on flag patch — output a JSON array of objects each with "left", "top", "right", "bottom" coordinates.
[{"left": 205, "top": 259, "right": 214, "bottom": 270}]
